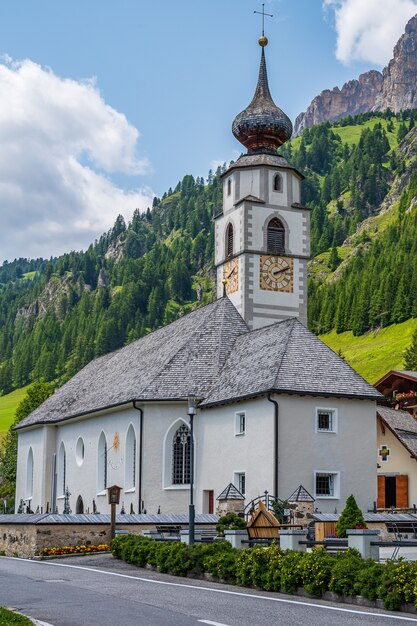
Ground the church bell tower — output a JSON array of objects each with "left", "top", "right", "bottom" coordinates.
[{"left": 215, "top": 35, "right": 309, "bottom": 330}]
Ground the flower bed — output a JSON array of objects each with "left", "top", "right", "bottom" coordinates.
[
  {"left": 38, "top": 543, "right": 110, "bottom": 557},
  {"left": 111, "top": 534, "right": 417, "bottom": 612}
]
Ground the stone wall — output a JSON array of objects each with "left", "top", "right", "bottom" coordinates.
[{"left": 0, "top": 522, "right": 211, "bottom": 557}]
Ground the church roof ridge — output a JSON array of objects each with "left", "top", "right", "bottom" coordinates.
[{"left": 16, "top": 297, "right": 249, "bottom": 429}]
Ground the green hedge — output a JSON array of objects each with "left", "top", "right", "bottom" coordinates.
[{"left": 111, "top": 535, "right": 417, "bottom": 611}]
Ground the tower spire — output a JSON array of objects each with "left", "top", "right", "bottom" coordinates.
[{"left": 231, "top": 26, "right": 293, "bottom": 154}]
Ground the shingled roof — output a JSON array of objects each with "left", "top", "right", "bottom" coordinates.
[
  {"left": 201, "top": 318, "right": 381, "bottom": 407},
  {"left": 377, "top": 406, "right": 417, "bottom": 459},
  {"left": 17, "top": 298, "right": 248, "bottom": 429},
  {"left": 18, "top": 300, "right": 381, "bottom": 430}
]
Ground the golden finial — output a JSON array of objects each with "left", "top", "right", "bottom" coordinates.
[{"left": 258, "top": 35, "right": 268, "bottom": 47}]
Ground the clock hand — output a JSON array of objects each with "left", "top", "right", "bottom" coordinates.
[
  {"left": 227, "top": 267, "right": 236, "bottom": 278},
  {"left": 271, "top": 267, "right": 288, "bottom": 278}
]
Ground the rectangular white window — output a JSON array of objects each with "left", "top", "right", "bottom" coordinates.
[
  {"left": 234, "top": 472, "right": 246, "bottom": 495},
  {"left": 314, "top": 471, "right": 340, "bottom": 499},
  {"left": 316, "top": 408, "right": 337, "bottom": 433},
  {"left": 235, "top": 411, "right": 246, "bottom": 435}
]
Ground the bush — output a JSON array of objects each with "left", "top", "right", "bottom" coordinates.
[
  {"left": 280, "top": 550, "right": 306, "bottom": 594},
  {"left": 216, "top": 513, "right": 246, "bottom": 535},
  {"left": 300, "top": 549, "right": 334, "bottom": 596},
  {"left": 336, "top": 495, "right": 366, "bottom": 538},
  {"left": 354, "top": 561, "right": 384, "bottom": 600},
  {"left": 328, "top": 549, "right": 364, "bottom": 596}
]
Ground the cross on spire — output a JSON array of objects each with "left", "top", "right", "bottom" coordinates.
[{"left": 254, "top": 3, "right": 273, "bottom": 37}]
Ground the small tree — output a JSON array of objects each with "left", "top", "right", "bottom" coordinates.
[
  {"left": 336, "top": 495, "right": 366, "bottom": 538},
  {"left": 403, "top": 326, "right": 417, "bottom": 370},
  {"left": 216, "top": 513, "right": 246, "bottom": 536}
]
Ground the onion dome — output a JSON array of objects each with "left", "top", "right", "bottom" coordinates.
[{"left": 232, "top": 40, "right": 293, "bottom": 154}]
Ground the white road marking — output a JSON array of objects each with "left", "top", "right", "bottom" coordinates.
[
  {"left": 2, "top": 557, "right": 417, "bottom": 623},
  {"left": 37, "top": 621, "right": 55, "bottom": 626},
  {"left": 198, "top": 621, "right": 230, "bottom": 626}
]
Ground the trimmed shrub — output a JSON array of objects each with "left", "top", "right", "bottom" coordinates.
[
  {"left": 300, "top": 548, "right": 334, "bottom": 596},
  {"left": 336, "top": 495, "right": 366, "bottom": 538},
  {"left": 280, "top": 550, "right": 306, "bottom": 594},
  {"left": 354, "top": 561, "right": 384, "bottom": 601},
  {"left": 216, "top": 513, "right": 246, "bottom": 535},
  {"left": 329, "top": 549, "right": 364, "bottom": 596}
]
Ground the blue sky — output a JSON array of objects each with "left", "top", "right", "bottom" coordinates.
[{"left": 0, "top": 0, "right": 416, "bottom": 261}]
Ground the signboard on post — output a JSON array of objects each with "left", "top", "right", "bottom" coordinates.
[
  {"left": 107, "top": 485, "right": 121, "bottom": 540},
  {"left": 108, "top": 485, "right": 121, "bottom": 505}
]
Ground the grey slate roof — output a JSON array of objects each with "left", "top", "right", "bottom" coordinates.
[
  {"left": 18, "top": 300, "right": 381, "bottom": 429},
  {"left": 0, "top": 513, "right": 219, "bottom": 525},
  {"left": 288, "top": 485, "right": 315, "bottom": 502},
  {"left": 377, "top": 406, "right": 417, "bottom": 459},
  {"left": 221, "top": 153, "right": 304, "bottom": 180},
  {"left": 217, "top": 483, "right": 245, "bottom": 501},
  {"left": 201, "top": 318, "right": 381, "bottom": 407},
  {"left": 313, "top": 513, "right": 417, "bottom": 522},
  {"left": 17, "top": 298, "right": 248, "bottom": 429}
]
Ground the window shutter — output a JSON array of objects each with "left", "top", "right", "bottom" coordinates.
[
  {"left": 395, "top": 474, "right": 408, "bottom": 508},
  {"left": 377, "top": 475, "right": 385, "bottom": 509}
]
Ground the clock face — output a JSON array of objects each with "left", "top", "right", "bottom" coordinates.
[
  {"left": 222, "top": 258, "right": 239, "bottom": 295},
  {"left": 260, "top": 256, "right": 293, "bottom": 292}
]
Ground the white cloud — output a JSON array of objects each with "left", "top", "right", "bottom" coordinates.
[
  {"left": 324, "top": 0, "right": 417, "bottom": 65},
  {"left": 0, "top": 58, "right": 155, "bottom": 262}
]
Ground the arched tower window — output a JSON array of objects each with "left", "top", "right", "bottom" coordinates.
[
  {"left": 125, "top": 425, "right": 136, "bottom": 490},
  {"left": 172, "top": 424, "right": 191, "bottom": 485},
  {"left": 267, "top": 218, "right": 285, "bottom": 254},
  {"left": 26, "top": 448, "right": 34, "bottom": 500},
  {"left": 226, "top": 223, "right": 234, "bottom": 258},
  {"left": 273, "top": 173, "right": 283, "bottom": 192},
  {"left": 227, "top": 178, "right": 232, "bottom": 196},
  {"left": 57, "top": 442, "right": 66, "bottom": 497},
  {"left": 97, "top": 432, "right": 107, "bottom": 492}
]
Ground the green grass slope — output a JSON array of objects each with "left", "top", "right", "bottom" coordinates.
[
  {"left": 0, "top": 385, "right": 30, "bottom": 439},
  {"left": 320, "top": 319, "right": 417, "bottom": 384}
]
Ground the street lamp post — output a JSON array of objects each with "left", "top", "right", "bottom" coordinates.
[{"left": 188, "top": 394, "right": 197, "bottom": 544}]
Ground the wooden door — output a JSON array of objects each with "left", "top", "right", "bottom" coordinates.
[
  {"left": 396, "top": 475, "right": 409, "bottom": 508},
  {"left": 377, "top": 475, "right": 385, "bottom": 508}
]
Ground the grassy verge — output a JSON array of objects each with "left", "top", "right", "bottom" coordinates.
[
  {"left": 0, "top": 608, "right": 33, "bottom": 625},
  {"left": 320, "top": 318, "right": 417, "bottom": 383}
]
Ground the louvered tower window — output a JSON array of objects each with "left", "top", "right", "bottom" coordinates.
[
  {"left": 273, "top": 173, "right": 283, "bottom": 192},
  {"left": 267, "top": 218, "right": 285, "bottom": 254},
  {"left": 172, "top": 424, "right": 191, "bottom": 485},
  {"left": 226, "top": 223, "right": 234, "bottom": 258}
]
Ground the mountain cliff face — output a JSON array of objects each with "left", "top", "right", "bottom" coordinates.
[{"left": 294, "top": 15, "right": 417, "bottom": 135}]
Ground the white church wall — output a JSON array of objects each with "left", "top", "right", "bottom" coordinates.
[
  {"left": 196, "top": 397, "right": 274, "bottom": 510},
  {"left": 276, "top": 394, "right": 377, "bottom": 513},
  {"left": 15, "top": 426, "right": 55, "bottom": 512}
]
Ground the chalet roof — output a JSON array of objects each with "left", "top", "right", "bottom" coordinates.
[
  {"left": 287, "top": 485, "right": 315, "bottom": 502},
  {"left": 377, "top": 406, "right": 417, "bottom": 459},
  {"left": 17, "top": 298, "right": 249, "bottom": 429},
  {"left": 18, "top": 301, "right": 381, "bottom": 430},
  {"left": 216, "top": 483, "right": 245, "bottom": 501},
  {"left": 375, "top": 370, "right": 417, "bottom": 388},
  {"left": 201, "top": 318, "right": 382, "bottom": 407}
]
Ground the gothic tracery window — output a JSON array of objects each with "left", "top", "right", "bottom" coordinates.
[
  {"left": 226, "top": 223, "right": 234, "bottom": 258},
  {"left": 267, "top": 217, "right": 285, "bottom": 254},
  {"left": 172, "top": 424, "right": 191, "bottom": 485}
]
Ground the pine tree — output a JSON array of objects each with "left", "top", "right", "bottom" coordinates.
[
  {"left": 336, "top": 495, "right": 366, "bottom": 538},
  {"left": 404, "top": 326, "right": 417, "bottom": 370}
]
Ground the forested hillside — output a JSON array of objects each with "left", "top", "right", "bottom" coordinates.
[{"left": 1, "top": 110, "right": 417, "bottom": 395}]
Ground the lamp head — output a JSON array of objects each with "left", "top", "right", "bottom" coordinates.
[{"left": 188, "top": 394, "right": 197, "bottom": 415}]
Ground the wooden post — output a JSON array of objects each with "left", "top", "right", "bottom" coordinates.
[{"left": 110, "top": 503, "right": 116, "bottom": 540}]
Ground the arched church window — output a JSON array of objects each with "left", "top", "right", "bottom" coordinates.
[
  {"left": 172, "top": 424, "right": 191, "bottom": 485},
  {"left": 57, "top": 442, "right": 66, "bottom": 497},
  {"left": 97, "top": 432, "right": 107, "bottom": 492},
  {"left": 227, "top": 178, "right": 232, "bottom": 196},
  {"left": 267, "top": 217, "right": 285, "bottom": 254},
  {"left": 125, "top": 425, "right": 136, "bottom": 490},
  {"left": 26, "top": 448, "right": 34, "bottom": 500},
  {"left": 226, "top": 223, "right": 234, "bottom": 258},
  {"left": 273, "top": 173, "right": 283, "bottom": 192}
]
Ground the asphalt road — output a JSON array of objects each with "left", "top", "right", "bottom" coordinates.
[{"left": 1, "top": 554, "right": 417, "bottom": 626}]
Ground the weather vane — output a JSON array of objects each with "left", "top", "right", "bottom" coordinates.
[{"left": 254, "top": 3, "right": 273, "bottom": 37}]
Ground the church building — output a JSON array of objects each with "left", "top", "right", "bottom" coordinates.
[{"left": 15, "top": 36, "right": 381, "bottom": 517}]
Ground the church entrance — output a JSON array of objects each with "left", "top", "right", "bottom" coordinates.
[{"left": 76, "top": 495, "right": 84, "bottom": 514}]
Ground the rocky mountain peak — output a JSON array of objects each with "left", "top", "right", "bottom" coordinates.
[{"left": 294, "top": 14, "right": 417, "bottom": 135}]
